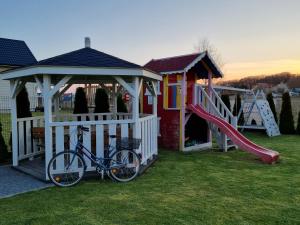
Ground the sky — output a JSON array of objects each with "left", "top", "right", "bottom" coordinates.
[{"left": 1, "top": 0, "right": 300, "bottom": 80}]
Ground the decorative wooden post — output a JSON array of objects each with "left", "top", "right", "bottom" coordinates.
[
  {"left": 207, "top": 71, "right": 212, "bottom": 97},
  {"left": 10, "top": 80, "right": 18, "bottom": 166},
  {"left": 132, "top": 77, "right": 140, "bottom": 129},
  {"left": 43, "top": 75, "right": 53, "bottom": 180},
  {"left": 152, "top": 81, "right": 158, "bottom": 155},
  {"left": 132, "top": 77, "right": 142, "bottom": 157},
  {"left": 207, "top": 71, "right": 213, "bottom": 143},
  {"left": 112, "top": 82, "right": 117, "bottom": 118},
  {"left": 180, "top": 71, "right": 187, "bottom": 151},
  {"left": 53, "top": 95, "right": 60, "bottom": 115}
]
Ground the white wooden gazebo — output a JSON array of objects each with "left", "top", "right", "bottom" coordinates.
[{"left": 1, "top": 40, "right": 161, "bottom": 180}]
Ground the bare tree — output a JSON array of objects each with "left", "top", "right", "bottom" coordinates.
[{"left": 194, "top": 38, "right": 224, "bottom": 68}]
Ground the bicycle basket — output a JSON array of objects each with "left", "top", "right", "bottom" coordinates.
[{"left": 116, "top": 138, "right": 141, "bottom": 150}]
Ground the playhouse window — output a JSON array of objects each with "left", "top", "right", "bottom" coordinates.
[
  {"left": 145, "top": 81, "right": 161, "bottom": 96},
  {"left": 157, "top": 81, "right": 161, "bottom": 94},
  {"left": 147, "top": 96, "right": 153, "bottom": 105},
  {"left": 166, "top": 83, "right": 181, "bottom": 109}
]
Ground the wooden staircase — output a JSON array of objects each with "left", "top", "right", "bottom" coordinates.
[{"left": 193, "top": 84, "right": 237, "bottom": 151}]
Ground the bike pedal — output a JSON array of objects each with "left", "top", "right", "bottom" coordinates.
[{"left": 101, "top": 170, "right": 104, "bottom": 180}]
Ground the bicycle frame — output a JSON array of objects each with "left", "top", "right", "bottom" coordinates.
[{"left": 68, "top": 133, "right": 121, "bottom": 172}]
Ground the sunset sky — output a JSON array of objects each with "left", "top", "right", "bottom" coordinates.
[{"left": 1, "top": 0, "right": 300, "bottom": 80}]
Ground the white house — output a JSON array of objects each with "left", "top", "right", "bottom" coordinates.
[{"left": 0, "top": 38, "right": 38, "bottom": 111}]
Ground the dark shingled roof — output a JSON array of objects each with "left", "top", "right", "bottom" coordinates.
[
  {"left": 144, "top": 53, "right": 200, "bottom": 73},
  {"left": 37, "top": 47, "right": 141, "bottom": 68},
  {"left": 0, "top": 38, "right": 37, "bottom": 66},
  {"left": 144, "top": 52, "right": 222, "bottom": 78}
]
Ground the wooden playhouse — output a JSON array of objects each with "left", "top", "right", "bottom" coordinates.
[{"left": 142, "top": 52, "right": 224, "bottom": 151}]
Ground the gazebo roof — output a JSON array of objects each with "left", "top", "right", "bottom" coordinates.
[
  {"left": 1, "top": 46, "right": 161, "bottom": 81},
  {"left": 37, "top": 47, "right": 141, "bottom": 68}
]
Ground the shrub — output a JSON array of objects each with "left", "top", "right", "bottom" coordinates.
[
  {"left": 117, "top": 94, "right": 128, "bottom": 113},
  {"left": 221, "top": 95, "right": 231, "bottom": 111},
  {"left": 279, "top": 92, "right": 295, "bottom": 134},
  {"left": 73, "top": 87, "right": 89, "bottom": 114},
  {"left": 17, "top": 87, "right": 32, "bottom": 118},
  {"left": 266, "top": 93, "right": 278, "bottom": 123},
  {"left": 94, "top": 88, "right": 110, "bottom": 113},
  {"left": 233, "top": 94, "right": 244, "bottom": 125},
  {"left": 296, "top": 112, "right": 300, "bottom": 135},
  {"left": 0, "top": 122, "right": 8, "bottom": 163}
]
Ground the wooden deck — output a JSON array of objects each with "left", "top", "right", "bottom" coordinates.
[
  {"left": 14, "top": 155, "right": 158, "bottom": 182},
  {"left": 14, "top": 157, "right": 46, "bottom": 181}
]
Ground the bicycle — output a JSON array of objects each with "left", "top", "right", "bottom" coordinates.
[{"left": 47, "top": 125, "right": 141, "bottom": 187}]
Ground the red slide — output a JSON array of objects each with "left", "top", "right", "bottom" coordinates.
[{"left": 187, "top": 104, "right": 279, "bottom": 164}]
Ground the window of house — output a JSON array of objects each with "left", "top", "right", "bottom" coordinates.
[
  {"left": 163, "top": 75, "right": 182, "bottom": 110},
  {"left": 147, "top": 95, "right": 153, "bottom": 105},
  {"left": 167, "top": 83, "right": 181, "bottom": 109},
  {"left": 145, "top": 81, "right": 161, "bottom": 105}
]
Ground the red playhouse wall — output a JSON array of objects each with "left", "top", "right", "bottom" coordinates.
[
  {"left": 143, "top": 75, "right": 180, "bottom": 150},
  {"left": 186, "top": 71, "right": 197, "bottom": 105},
  {"left": 142, "top": 71, "right": 198, "bottom": 151}
]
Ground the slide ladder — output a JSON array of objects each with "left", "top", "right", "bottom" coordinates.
[
  {"left": 187, "top": 104, "right": 279, "bottom": 164},
  {"left": 194, "top": 84, "right": 237, "bottom": 151}
]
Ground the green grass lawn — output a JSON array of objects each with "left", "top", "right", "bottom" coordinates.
[{"left": 0, "top": 133, "right": 300, "bottom": 225}]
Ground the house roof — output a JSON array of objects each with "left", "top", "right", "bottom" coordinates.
[
  {"left": 0, "top": 38, "right": 37, "bottom": 66},
  {"left": 144, "top": 51, "right": 223, "bottom": 78},
  {"left": 37, "top": 47, "right": 141, "bottom": 69},
  {"left": 144, "top": 53, "right": 200, "bottom": 73}
]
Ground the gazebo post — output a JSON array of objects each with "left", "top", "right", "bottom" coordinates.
[
  {"left": 10, "top": 79, "right": 19, "bottom": 166},
  {"left": 112, "top": 82, "right": 117, "bottom": 118},
  {"left": 151, "top": 81, "right": 158, "bottom": 156},
  {"left": 132, "top": 77, "right": 141, "bottom": 148},
  {"left": 53, "top": 95, "right": 59, "bottom": 115},
  {"left": 43, "top": 74, "right": 53, "bottom": 180},
  {"left": 151, "top": 81, "right": 158, "bottom": 116}
]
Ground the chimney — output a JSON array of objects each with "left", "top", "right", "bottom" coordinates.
[{"left": 84, "top": 37, "right": 91, "bottom": 48}]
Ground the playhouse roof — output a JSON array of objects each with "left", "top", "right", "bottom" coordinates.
[
  {"left": 0, "top": 38, "right": 37, "bottom": 66},
  {"left": 144, "top": 51, "right": 223, "bottom": 78}
]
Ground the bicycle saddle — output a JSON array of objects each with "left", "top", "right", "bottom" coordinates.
[{"left": 79, "top": 126, "right": 89, "bottom": 132}]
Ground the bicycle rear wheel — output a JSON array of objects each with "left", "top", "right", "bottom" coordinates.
[
  {"left": 47, "top": 151, "right": 86, "bottom": 187},
  {"left": 109, "top": 150, "right": 141, "bottom": 182}
]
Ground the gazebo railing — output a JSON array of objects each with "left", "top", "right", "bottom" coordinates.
[
  {"left": 16, "top": 114, "right": 158, "bottom": 171},
  {"left": 49, "top": 119, "right": 135, "bottom": 172},
  {"left": 53, "top": 112, "right": 132, "bottom": 122},
  {"left": 139, "top": 115, "right": 158, "bottom": 164},
  {"left": 17, "top": 116, "right": 45, "bottom": 160},
  {"left": 49, "top": 115, "right": 157, "bottom": 172},
  {"left": 16, "top": 113, "right": 131, "bottom": 161}
]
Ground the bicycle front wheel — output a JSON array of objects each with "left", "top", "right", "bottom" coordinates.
[
  {"left": 47, "top": 151, "right": 86, "bottom": 187},
  {"left": 109, "top": 150, "right": 141, "bottom": 182}
]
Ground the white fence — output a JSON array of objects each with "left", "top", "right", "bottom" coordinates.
[
  {"left": 54, "top": 112, "right": 132, "bottom": 122},
  {"left": 16, "top": 113, "right": 158, "bottom": 172},
  {"left": 17, "top": 116, "right": 45, "bottom": 160},
  {"left": 0, "top": 96, "right": 39, "bottom": 112},
  {"left": 139, "top": 115, "right": 158, "bottom": 164}
]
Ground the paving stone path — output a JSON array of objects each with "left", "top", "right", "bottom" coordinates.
[{"left": 0, "top": 165, "right": 53, "bottom": 199}]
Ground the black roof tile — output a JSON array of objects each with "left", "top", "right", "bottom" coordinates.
[
  {"left": 0, "top": 38, "right": 37, "bottom": 66},
  {"left": 37, "top": 47, "right": 141, "bottom": 68}
]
